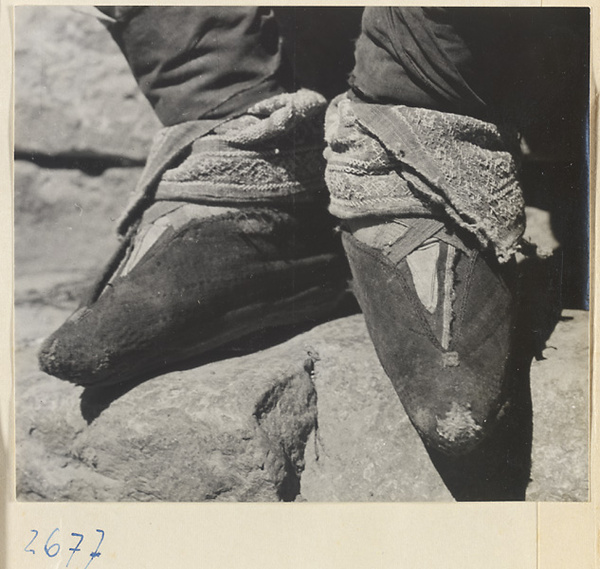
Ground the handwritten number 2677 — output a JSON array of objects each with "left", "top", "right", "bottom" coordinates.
[{"left": 24, "top": 528, "right": 104, "bottom": 567}]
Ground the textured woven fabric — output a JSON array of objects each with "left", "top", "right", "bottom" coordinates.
[
  {"left": 118, "top": 89, "right": 329, "bottom": 236},
  {"left": 156, "top": 89, "right": 328, "bottom": 204},
  {"left": 324, "top": 94, "right": 526, "bottom": 262}
]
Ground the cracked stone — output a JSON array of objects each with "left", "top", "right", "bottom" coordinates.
[{"left": 17, "top": 343, "right": 318, "bottom": 502}]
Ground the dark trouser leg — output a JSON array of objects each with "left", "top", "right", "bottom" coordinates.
[{"left": 97, "top": 6, "right": 289, "bottom": 125}]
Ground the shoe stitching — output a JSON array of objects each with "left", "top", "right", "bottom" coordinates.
[
  {"left": 454, "top": 293, "right": 513, "bottom": 353},
  {"left": 453, "top": 251, "right": 479, "bottom": 343},
  {"left": 441, "top": 244, "right": 456, "bottom": 351}
]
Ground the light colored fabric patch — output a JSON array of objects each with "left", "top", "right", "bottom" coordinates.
[
  {"left": 348, "top": 218, "right": 442, "bottom": 314},
  {"left": 120, "top": 220, "right": 170, "bottom": 277},
  {"left": 440, "top": 244, "right": 456, "bottom": 350},
  {"left": 406, "top": 241, "right": 440, "bottom": 313},
  {"left": 350, "top": 219, "right": 409, "bottom": 249},
  {"left": 118, "top": 203, "right": 236, "bottom": 277},
  {"left": 436, "top": 402, "right": 482, "bottom": 443}
]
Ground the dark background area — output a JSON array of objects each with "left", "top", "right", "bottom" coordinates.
[{"left": 515, "top": 9, "right": 590, "bottom": 311}]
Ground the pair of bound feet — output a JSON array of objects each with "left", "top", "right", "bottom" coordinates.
[
  {"left": 38, "top": 92, "right": 524, "bottom": 498},
  {"left": 38, "top": 195, "right": 517, "bottom": 455},
  {"left": 38, "top": 90, "right": 355, "bottom": 389}
]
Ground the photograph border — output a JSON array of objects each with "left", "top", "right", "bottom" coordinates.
[{"left": 2, "top": 1, "right": 598, "bottom": 568}]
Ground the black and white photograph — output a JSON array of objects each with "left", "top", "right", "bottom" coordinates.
[{"left": 13, "top": 5, "right": 590, "bottom": 504}]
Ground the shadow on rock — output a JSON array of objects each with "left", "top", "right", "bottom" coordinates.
[
  {"left": 516, "top": 250, "right": 565, "bottom": 360},
  {"left": 422, "top": 253, "right": 563, "bottom": 501},
  {"left": 80, "top": 297, "right": 359, "bottom": 424},
  {"left": 424, "top": 358, "right": 533, "bottom": 501}
]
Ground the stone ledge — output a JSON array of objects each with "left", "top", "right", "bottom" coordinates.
[
  {"left": 16, "top": 310, "right": 588, "bottom": 502},
  {"left": 15, "top": 6, "right": 160, "bottom": 162}
]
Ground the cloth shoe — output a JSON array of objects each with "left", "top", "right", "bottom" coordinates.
[
  {"left": 341, "top": 217, "right": 518, "bottom": 456},
  {"left": 38, "top": 201, "right": 350, "bottom": 387}
]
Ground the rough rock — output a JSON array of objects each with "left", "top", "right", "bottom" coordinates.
[
  {"left": 15, "top": 315, "right": 452, "bottom": 502},
  {"left": 14, "top": 160, "right": 138, "bottom": 296},
  {"left": 17, "top": 341, "right": 319, "bottom": 502},
  {"left": 527, "top": 311, "right": 589, "bottom": 501},
  {"left": 15, "top": 309, "right": 588, "bottom": 502},
  {"left": 300, "top": 317, "right": 452, "bottom": 501},
  {"left": 14, "top": 6, "right": 160, "bottom": 162}
]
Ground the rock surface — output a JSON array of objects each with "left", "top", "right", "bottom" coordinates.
[
  {"left": 14, "top": 161, "right": 137, "bottom": 289},
  {"left": 527, "top": 313, "right": 590, "bottom": 501},
  {"left": 15, "top": 6, "right": 160, "bottom": 162},
  {"left": 15, "top": 308, "right": 588, "bottom": 502},
  {"left": 15, "top": 314, "right": 454, "bottom": 502},
  {"left": 17, "top": 341, "right": 319, "bottom": 502},
  {"left": 300, "top": 318, "right": 452, "bottom": 501}
]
